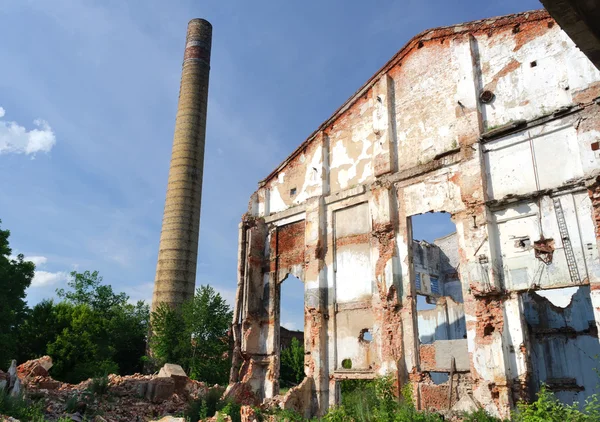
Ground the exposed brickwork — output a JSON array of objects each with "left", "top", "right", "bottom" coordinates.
[
  {"left": 588, "top": 176, "right": 600, "bottom": 239},
  {"left": 475, "top": 297, "right": 505, "bottom": 344},
  {"left": 419, "top": 344, "right": 436, "bottom": 370},
  {"left": 276, "top": 221, "right": 305, "bottom": 271}
]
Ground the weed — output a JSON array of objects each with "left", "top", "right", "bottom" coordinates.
[
  {"left": 65, "top": 394, "right": 79, "bottom": 413},
  {"left": 87, "top": 374, "right": 109, "bottom": 395},
  {"left": 0, "top": 388, "right": 46, "bottom": 421},
  {"left": 512, "top": 384, "right": 600, "bottom": 422},
  {"left": 266, "top": 407, "right": 304, "bottom": 421},
  {"left": 462, "top": 408, "right": 506, "bottom": 422}
]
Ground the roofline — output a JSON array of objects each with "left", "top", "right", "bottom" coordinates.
[{"left": 259, "top": 9, "right": 551, "bottom": 186}]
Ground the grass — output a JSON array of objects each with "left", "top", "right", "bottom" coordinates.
[
  {"left": 0, "top": 388, "right": 46, "bottom": 421},
  {"left": 87, "top": 374, "right": 109, "bottom": 395}
]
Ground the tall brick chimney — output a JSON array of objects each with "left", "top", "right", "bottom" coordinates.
[{"left": 151, "top": 19, "right": 212, "bottom": 312}]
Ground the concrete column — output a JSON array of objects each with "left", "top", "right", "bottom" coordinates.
[
  {"left": 151, "top": 19, "right": 212, "bottom": 311},
  {"left": 372, "top": 76, "right": 397, "bottom": 177},
  {"left": 369, "top": 184, "right": 403, "bottom": 374},
  {"left": 304, "top": 197, "right": 328, "bottom": 415}
]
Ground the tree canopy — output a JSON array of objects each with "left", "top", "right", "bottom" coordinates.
[
  {"left": 0, "top": 220, "right": 35, "bottom": 368},
  {"left": 149, "top": 285, "right": 233, "bottom": 385},
  {"left": 15, "top": 270, "right": 150, "bottom": 383}
]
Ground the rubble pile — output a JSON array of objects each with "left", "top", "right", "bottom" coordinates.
[{"left": 0, "top": 357, "right": 215, "bottom": 421}]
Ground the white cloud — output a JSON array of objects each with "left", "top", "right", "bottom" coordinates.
[
  {"left": 10, "top": 254, "right": 70, "bottom": 288},
  {"left": 31, "top": 270, "right": 69, "bottom": 287},
  {"left": 0, "top": 107, "right": 56, "bottom": 155},
  {"left": 27, "top": 256, "right": 49, "bottom": 267}
]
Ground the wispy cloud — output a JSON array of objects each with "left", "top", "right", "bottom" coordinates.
[{"left": 0, "top": 107, "right": 56, "bottom": 156}]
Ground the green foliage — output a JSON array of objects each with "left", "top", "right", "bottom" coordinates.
[
  {"left": 219, "top": 399, "right": 242, "bottom": 422},
  {"left": 65, "top": 394, "right": 79, "bottom": 413},
  {"left": 0, "top": 389, "right": 45, "bottom": 421},
  {"left": 0, "top": 220, "right": 35, "bottom": 368},
  {"left": 41, "top": 271, "right": 149, "bottom": 383},
  {"left": 16, "top": 299, "right": 65, "bottom": 363},
  {"left": 185, "top": 388, "right": 240, "bottom": 422},
  {"left": 321, "top": 405, "right": 352, "bottom": 422},
  {"left": 87, "top": 374, "right": 110, "bottom": 395},
  {"left": 280, "top": 337, "right": 304, "bottom": 388},
  {"left": 462, "top": 408, "right": 505, "bottom": 422},
  {"left": 150, "top": 285, "right": 233, "bottom": 385},
  {"left": 512, "top": 385, "right": 600, "bottom": 422},
  {"left": 325, "top": 376, "right": 443, "bottom": 422},
  {"left": 266, "top": 407, "right": 305, "bottom": 421},
  {"left": 12, "top": 268, "right": 150, "bottom": 383}
]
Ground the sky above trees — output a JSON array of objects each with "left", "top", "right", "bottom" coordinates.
[{"left": 0, "top": 0, "right": 541, "bottom": 331}]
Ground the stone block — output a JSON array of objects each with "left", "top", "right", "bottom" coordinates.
[
  {"left": 157, "top": 363, "right": 188, "bottom": 394},
  {"left": 145, "top": 377, "right": 175, "bottom": 403}
]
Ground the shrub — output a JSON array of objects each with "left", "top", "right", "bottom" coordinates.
[
  {"left": 280, "top": 337, "right": 304, "bottom": 388},
  {"left": 462, "top": 408, "right": 505, "bottom": 422},
  {"left": 185, "top": 388, "right": 224, "bottom": 421},
  {"left": 512, "top": 384, "right": 600, "bottom": 422},
  {"left": 150, "top": 285, "right": 233, "bottom": 385},
  {"left": 0, "top": 389, "right": 45, "bottom": 421},
  {"left": 87, "top": 374, "right": 110, "bottom": 395}
]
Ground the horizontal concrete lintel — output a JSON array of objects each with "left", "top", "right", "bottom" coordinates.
[
  {"left": 507, "top": 281, "right": 590, "bottom": 294},
  {"left": 487, "top": 184, "right": 590, "bottom": 209},
  {"left": 480, "top": 104, "right": 585, "bottom": 143},
  {"left": 336, "top": 301, "right": 372, "bottom": 312},
  {"left": 386, "top": 150, "right": 462, "bottom": 188},
  {"left": 324, "top": 185, "right": 367, "bottom": 205},
  {"left": 332, "top": 371, "right": 377, "bottom": 380},
  {"left": 264, "top": 204, "right": 307, "bottom": 224}
]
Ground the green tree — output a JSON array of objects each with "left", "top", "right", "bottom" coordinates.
[
  {"left": 16, "top": 299, "right": 66, "bottom": 363},
  {"left": 0, "top": 220, "right": 35, "bottom": 368},
  {"left": 280, "top": 337, "right": 305, "bottom": 387},
  {"left": 150, "top": 285, "right": 233, "bottom": 385},
  {"left": 17, "top": 270, "right": 150, "bottom": 383}
]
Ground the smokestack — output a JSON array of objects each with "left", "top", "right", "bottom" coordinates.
[{"left": 151, "top": 19, "right": 212, "bottom": 312}]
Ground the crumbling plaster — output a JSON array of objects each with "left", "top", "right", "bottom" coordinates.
[{"left": 232, "top": 10, "right": 600, "bottom": 418}]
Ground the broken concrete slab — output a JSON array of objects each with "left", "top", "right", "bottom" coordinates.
[{"left": 145, "top": 377, "right": 175, "bottom": 404}]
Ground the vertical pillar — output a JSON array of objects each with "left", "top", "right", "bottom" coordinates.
[
  {"left": 372, "top": 75, "right": 397, "bottom": 177},
  {"left": 369, "top": 184, "right": 403, "bottom": 373},
  {"left": 304, "top": 197, "right": 328, "bottom": 415},
  {"left": 151, "top": 19, "right": 212, "bottom": 311}
]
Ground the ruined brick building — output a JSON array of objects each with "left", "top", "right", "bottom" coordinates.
[{"left": 228, "top": 10, "right": 600, "bottom": 418}]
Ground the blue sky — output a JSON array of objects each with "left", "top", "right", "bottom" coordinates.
[{"left": 0, "top": 0, "right": 541, "bottom": 331}]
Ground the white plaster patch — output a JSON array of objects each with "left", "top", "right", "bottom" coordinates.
[
  {"left": 535, "top": 287, "right": 579, "bottom": 308},
  {"left": 269, "top": 186, "right": 286, "bottom": 213}
]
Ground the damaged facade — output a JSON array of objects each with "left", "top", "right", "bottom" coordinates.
[{"left": 229, "top": 10, "right": 600, "bottom": 418}]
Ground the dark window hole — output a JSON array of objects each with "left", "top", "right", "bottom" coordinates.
[
  {"left": 479, "top": 90, "right": 495, "bottom": 104},
  {"left": 530, "top": 61, "right": 537, "bottom": 68},
  {"left": 290, "top": 188, "right": 297, "bottom": 196},
  {"left": 341, "top": 358, "right": 352, "bottom": 369}
]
